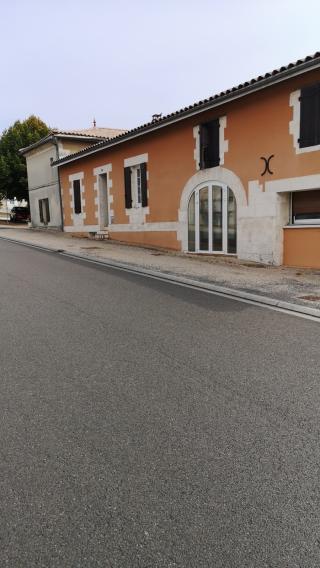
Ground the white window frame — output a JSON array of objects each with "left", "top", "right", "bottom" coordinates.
[
  {"left": 73, "top": 179, "right": 82, "bottom": 215},
  {"left": 290, "top": 89, "right": 320, "bottom": 154},
  {"left": 124, "top": 153, "right": 148, "bottom": 211},
  {"left": 193, "top": 116, "right": 228, "bottom": 170},
  {"left": 190, "top": 181, "right": 235, "bottom": 254},
  {"left": 131, "top": 164, "right": 142, "bottom": 208},
  {"left": 68, "top": 172, "right": 85, "bottom": 225},
  {"left": 39, "top": 198, "right": 50, "bottom": 225},
  {"left": 290, "top": 191, "right": 320, "bottom": 225}
]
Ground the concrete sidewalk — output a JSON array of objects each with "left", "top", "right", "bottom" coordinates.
[{"left": 1, "top": 225, "right": 320, "bottom": 313}]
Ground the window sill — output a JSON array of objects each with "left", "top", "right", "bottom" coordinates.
[
  {"left": 295, "top": 143, "right": 320, "bottom": 154},
  {"left": 125, "top": 206, "right": 148, "bottom": 211},
  {"left": 187, "top": 251, "right": 237, "bottom": 256},
  {"left": 284, "top": 224, "right": 320, "bottom": 229}
]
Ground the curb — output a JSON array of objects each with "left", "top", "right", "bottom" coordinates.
[{"left": 1, "top": 234, "right": 320, "bottom": 322}]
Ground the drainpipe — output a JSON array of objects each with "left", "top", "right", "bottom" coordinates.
[{"left": 53, "top": 136, "right": 64, "bottom": 231}]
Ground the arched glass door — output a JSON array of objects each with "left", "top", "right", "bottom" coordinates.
[{"left": 188, "top": 183, "right": 236, "bottom": 253}]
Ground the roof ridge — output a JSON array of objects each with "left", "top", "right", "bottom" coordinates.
[{"left": 50, "top": 128, "right": 125, "bottom": 139}]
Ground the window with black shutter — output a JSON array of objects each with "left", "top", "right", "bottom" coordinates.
[
  {"left": 124, "top": 167, "right": 132, "bottom": 209},
  {"left": 124, "top": 162, "right": 148, "bottom": 209},
  {"left": 73, "top": 179, "right": 82, "bottom": 214},
  {"left": 299, "top": 83, "right": 320, "bottom": 148},
  {"left": 200, "top": 118, "right": 220, "bottom": 169}
]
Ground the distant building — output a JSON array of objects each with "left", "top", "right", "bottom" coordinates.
[{"left": 20, "top": 127, "right": 126, "bottom": 229}]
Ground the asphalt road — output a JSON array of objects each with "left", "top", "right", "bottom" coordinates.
[{"left": 0, "top": 239, "right": 320, "bottom": 567}]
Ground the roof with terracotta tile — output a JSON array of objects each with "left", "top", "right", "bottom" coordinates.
[
  {"left": 52, "top": 127, "right": 126, "bottom": 138},
  {"left": 53, "top": 51, "right": 320, "bottom": 167},
  {"left": 19, "top": 127, "right": 126, "bottom": 155}
]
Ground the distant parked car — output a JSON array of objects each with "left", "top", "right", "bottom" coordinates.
[{"left": 10, "top": 207, "right": 30, "bottom": 223}]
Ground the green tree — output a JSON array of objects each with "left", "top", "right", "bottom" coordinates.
[{"left": 0, "top": 116, "right": 49, "bottom": 201}]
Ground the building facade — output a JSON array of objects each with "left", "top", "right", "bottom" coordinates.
[
  {"left": 54, "top": 54, "right": 320, "bottom": 268},
  {"left": 20, "top": 128, "right": 125, "bottom": 229}
]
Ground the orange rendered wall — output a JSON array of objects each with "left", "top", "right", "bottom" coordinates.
[
  {"left": 59, "top": 68, "right": 320, "bottom": 252},
  {"left": 283, "top": 227, "right": 320, "bottom": 268},
  {"left": 59, "top": 120, "right": 196, "bottom": 230}
]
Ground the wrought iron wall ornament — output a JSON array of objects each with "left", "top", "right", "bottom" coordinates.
[{"left": 260, "top": 154, "right": 274, "bottom": 176}]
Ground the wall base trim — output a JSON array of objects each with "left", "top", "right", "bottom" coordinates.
[
  {"left": 64, "top": 225, "right": 100, "bottom": 233},
  {"left": 109, "top": 222, "right": 179, "bottom": 233}
]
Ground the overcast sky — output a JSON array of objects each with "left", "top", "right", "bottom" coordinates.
[{"left": 1, "top": 0, "right": 320, "bottom": 134}]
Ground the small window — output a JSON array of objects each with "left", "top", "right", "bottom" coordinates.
[
  {"left": 123, "top": 162, "right": 148, "bottom": 209},
  {"left": 299, "top": 83, "right": 320, "bottom": 148},
  {"left": 73, "top": 179, "right": 82, "bottom": 214},
  {"left": 39, "top": 200, "right": 44, "bottom": 223},
  {"left": 38, "top": 198, "right": 50, "bottom": 224},
  {"left": 292, "top": 190, "right": 320, "bottom": 224},
  {"left": 200, "top": 119, "right": 220, "bottom": 169}
]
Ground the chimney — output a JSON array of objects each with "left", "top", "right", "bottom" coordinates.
[{"left": 93, "top": 117, "right": 96, "bottom": 128}]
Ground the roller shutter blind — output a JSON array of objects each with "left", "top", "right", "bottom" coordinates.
[{"left": 292, "top": 189, "right": 320, "bottom": 220}]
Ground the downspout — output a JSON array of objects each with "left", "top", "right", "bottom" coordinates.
[{"left": 52, "top": 136, "right": 64, "bottom": 231}]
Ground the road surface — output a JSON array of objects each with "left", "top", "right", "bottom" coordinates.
[{"left": 0, "top": 239, "right": 319, "bottom": 567}]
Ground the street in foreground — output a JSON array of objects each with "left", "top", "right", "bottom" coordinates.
[{"left": 0, "top": 239, "right": 319, "bottom": 567}]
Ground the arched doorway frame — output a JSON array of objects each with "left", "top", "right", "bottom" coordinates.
[
  {"left": 178, "top": 167, "right": 247, "bottom": 252},
  {"left": 188, "top": 181, "right": 237, "bottom": 253}
]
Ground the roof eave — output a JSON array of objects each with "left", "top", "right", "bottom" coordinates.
[
  {"left": 53, "top": 57, "right": 320, "bottom": 168},
  {"left": 19, "top": 133, "right": 108, "bottom": 156},
  {"left": 55, "top": 134, "right": 107, "bottom": 141},
  {"left": 19, "top": 134, "right": 54, "bottom": 155}
]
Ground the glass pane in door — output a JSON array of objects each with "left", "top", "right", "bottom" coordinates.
[
  {"left": 212, "top": 185, "right": 222, "bottom": 251},
  {"left": 227, "top": 187, "right": 237, "bottom": 253},
  {"left": 199, "top": 187, "right": 209, "bottom": 251},
  {"left": 188, "top": 193, "right": 195, "bottom": 251}
]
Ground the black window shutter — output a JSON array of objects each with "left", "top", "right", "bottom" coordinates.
[
  {"left": 200, "top": 124, "right": 208, "bottom": 169},
  {"left": 200, "top": 119, "right": 220, "bottom": 169},
  {"left": 44, "top": 198, "right": 50, "bottom": 223},
  {"left": 124, "top": 167, "right": 132, "bottom": 209},
  {"left": 39, "top": 199, "right": 44, "bottom": 223},
  {"left": 140, "top": 162, "right": 148, "bottom": 207},
  {"left": 73, "top": 179, "right": 82, "bottom": 214},
  {"left": 299, "top": 84, "right": 320, "bottom": 148}
]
